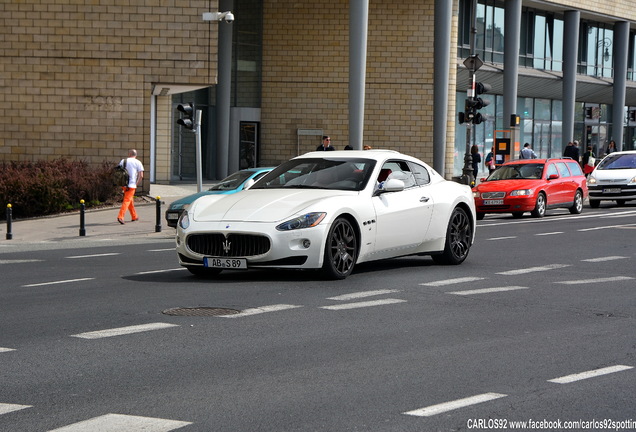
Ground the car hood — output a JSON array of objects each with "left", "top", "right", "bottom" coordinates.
[
  {"left": 592, "top": 168, "right": 636, "bottom": 182},
  {"left": 475, "top": 179, "right": 541, "bottom": 192},
  {"left": 191, "top": 189, "right": 356, "bottom": 223},
  {"left": 169, "top": 190, "right": 236, "bottom": 208}
]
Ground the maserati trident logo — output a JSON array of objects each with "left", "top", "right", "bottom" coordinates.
[{"left": 222, "top": 239, "right": 231, "bottom": 254}]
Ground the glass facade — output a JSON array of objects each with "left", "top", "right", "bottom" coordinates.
[{"left": 455, "top": 0, "right": 636, "bottom": 176}]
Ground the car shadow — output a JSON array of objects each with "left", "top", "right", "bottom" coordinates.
[{"left": 123, "top": 256, "right": 436, "bottom": 284}]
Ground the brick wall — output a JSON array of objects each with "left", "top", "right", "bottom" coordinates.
[
  {"left": 261, "top": 0, "right": 454, "bottom": 172},
  {"left": 0, "top": 0, "right": 215, "bottom": 188}
]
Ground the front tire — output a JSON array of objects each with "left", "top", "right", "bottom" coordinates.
[
  {"left": 432, "top": 207, "right": 472, "bottom": 265},
  {"left": 323, "top": 217, "right": 358, "bottom": 280},
  {"left": 531, "top": 193, "right": 546, "bottom": 218},
  {"left": 569, "top": 190, "right": 583, "bottom": 214}
]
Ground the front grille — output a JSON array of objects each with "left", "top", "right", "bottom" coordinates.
[
  {"left": 187, "top": 233, "right": 271, "bottom": 257},
  {"left": 481, "top": 191, "right": 505, "bottom": 199}
]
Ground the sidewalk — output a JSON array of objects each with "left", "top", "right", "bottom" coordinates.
[{"left": 0, "top": 184, "right": 212, "bottom": 246}]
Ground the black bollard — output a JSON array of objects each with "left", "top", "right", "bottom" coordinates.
[
  {"left": 155, "top": 196, "right": 162, "bottom": 233},
  {"left": 6, "top": 204, "right": 12, "bottom": 240},
  {"left": 79, "top": 200, "right": 86, "bottom": 237}
]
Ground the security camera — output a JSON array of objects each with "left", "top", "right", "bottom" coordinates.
[{"left": 223, "top": 12, "right": 234, "bottom": 23}]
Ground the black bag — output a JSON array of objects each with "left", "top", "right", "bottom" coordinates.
[{"left": 113, "top": 159, "right": 129, "bottom": 187}]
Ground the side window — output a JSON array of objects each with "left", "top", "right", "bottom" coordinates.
[
  {"left": 556, "top": 162, "right": 570, "bottom": 177},
  {"left": 379, "top": 160, "right": 417, "bottom": 189},
  {"left": 566, "top": 161, "right": 583, "bottom": 176},
  {"left": 408, "top": 162, "right": 431, "bottom": 185},
  {"left": 546, "top": 163, "right": 558, "bottom": 178}
]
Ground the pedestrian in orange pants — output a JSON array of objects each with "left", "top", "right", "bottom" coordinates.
[{"left": 117, "top": 149, "right": 145, "bottom": 224}]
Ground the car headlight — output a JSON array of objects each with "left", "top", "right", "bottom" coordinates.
[
  {"left": 509, "top": 189, "right": 532, "bottom": 196},
  {"left": 169, "top": 203, "right": 185, "bottom": 210},
  {"left": 587, "top": 177, "right": 597, "bottom": 185},
  {"left": 179, "top": 211, "right": 190, "bottom": 230},
  {"left": 629, "top": 176, "right": 636, "bottom": 185},
  {"left": 276, "top": 212, "right": 326, "bottom": 231},
  {"left": 472, "top": 191, "right": 480, "bottom": 198}
]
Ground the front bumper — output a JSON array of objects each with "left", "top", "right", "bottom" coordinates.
[
  {"left": 588, "top": 184, "right": 636, "bottom": 201},
  {"left": 176, "top": 220, "right": 330, "bottom": 270}
]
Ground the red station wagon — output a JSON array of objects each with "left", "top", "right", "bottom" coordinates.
[{"left": 472, "top": 158, "right": 588, "bottom": 220}]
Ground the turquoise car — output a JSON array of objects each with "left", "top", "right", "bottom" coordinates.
[{"left": 165, "top": 167, "right": 273, "bottom": 227}]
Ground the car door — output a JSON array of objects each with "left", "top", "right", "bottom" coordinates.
[
  {"left": 371, "top": 160, "right": 434, "bottom": 259},
  {"left": 553, "top": 161, "right": 576, "bottom": 204}
]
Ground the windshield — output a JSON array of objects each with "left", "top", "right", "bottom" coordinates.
[
  {"left": 597, "top": 154, "right": 636, "bottom": 170},
  {"left": 488, "top": 163, "right": 544, "bottom": 180},
  {"left": 251, "top": 158, "right": 377, "bottom": 191},
  {"left": 208, "top": 170, "right": 255, "bottom": 191}
]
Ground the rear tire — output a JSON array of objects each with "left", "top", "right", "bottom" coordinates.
[
  {"left": 323, "top": 217, "right": 358, "bottom": 280},
  {"left": 531, "top": 193, "right": 546, "bottom": 218},
  {"left": 432, "top": 207, "right": 472, "bottom": 265},
  {"left": 569, "top": 190, "right": 583, "bottom": 214}
]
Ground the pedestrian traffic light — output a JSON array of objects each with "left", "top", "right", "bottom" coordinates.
[{"left": 177, "top": 102, "right": 194, "bottom": 130}]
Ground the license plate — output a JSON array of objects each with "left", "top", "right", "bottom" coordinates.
[
  {"left": 204, "top": 257, "right": 247, "bottom": 270},
  {"left": 603, "top": 187, "right": 621, "bottom": 194},
  {"left": 483, "top": 199, "right": 504, "bottom": 205},
  {"left": 166, "top": 213, "right": 179, "bottom": 220}
]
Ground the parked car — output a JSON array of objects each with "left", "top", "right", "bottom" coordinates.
[
  {"left": 175, "top": 150, "right": 476, "bottom": 279},
  {"left": 587, "top": 150, "right": 636, "bottom": 208},
  {"left": 165, "top": 167, "right": 273, "bottom": 228},
  {"left": 472, "top": 158, "right": 587, "bottom": 219}
]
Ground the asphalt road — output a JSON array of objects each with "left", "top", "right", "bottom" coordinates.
[{"left": 1, "top": 204, "right": 635, "bottom": 431}]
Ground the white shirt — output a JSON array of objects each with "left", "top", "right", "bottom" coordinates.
[{"left": 120, "top": 157, "right": 144, "bottom": 188}]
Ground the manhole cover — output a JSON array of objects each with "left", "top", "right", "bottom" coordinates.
[{"left": 162, "top": 307, "right": 240, "bottom": 317}]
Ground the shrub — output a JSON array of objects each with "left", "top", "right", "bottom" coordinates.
[{"left": 0, "top": 159, "right": 121, "bottom": 219}]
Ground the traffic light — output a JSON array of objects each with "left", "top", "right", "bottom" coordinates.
[
  {"left": 177, "top": 102, "right": 194, "bottom": 130},
  {"left": 458, "top": 80, "right": 491, "bottom": 125}
]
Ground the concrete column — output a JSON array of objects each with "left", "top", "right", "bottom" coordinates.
[
  {"left": 563, "top": 11, "right": 580, "bottom": 148},
  {"left": 216, "top": 0, "right": 233, "bottom": 179},
  {"left": 433, "top": 0, "right": 452, "bottom": 176},
  {"left": 612, "top": 21, "right": 630, "bottom": 151},
  {"left": 349, "top": 0, "right": 369, "bottom": 150},
  {"left": 503, "top": 0, "right": 521, "bottom": 124}
]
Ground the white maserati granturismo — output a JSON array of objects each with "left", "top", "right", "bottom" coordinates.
[{"left": 175, "top": 150, "right": 476, "bottom": 279}]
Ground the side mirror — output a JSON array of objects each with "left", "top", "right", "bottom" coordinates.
[
  {"left": 380, "top": 178, "right": 405, "bottom": 193},
  {"left": 243, "top": 179, "right": 255, "bottom": 190},
  {"left": 548, "top": 174, "right": 559, "bottom": 180}
]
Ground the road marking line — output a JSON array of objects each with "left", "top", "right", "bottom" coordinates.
[
  {"left": 148, "top": 248, "right": 175, "bottom": 252},
  {"left": 47, "top": 413, "right": 192, "bottom": 432},
  {"left": 66, "top": 253, "right": 120, "bottom": 259},
  {"left": 0, "top": 403, "right": 32, "bottom": 415},
  {"left": 22, "top": 278, "right": 95, "bottom": 288},
  {"left": 327, "top": 289, "right": 400, "bottom": 301},
  {"left": 0, "top": 347, "right": 16, "bottom": 353},
  {"left": 447, "top": 286, "right": 528, "bottom": 296},
  {"left": 497, "top": 264, "right": 569, "bottom": 276},
  {"left": 420, "top": 277, "right": 484, "bottom": 287},
  {"left": 535, "top": 231, "right": 563, "bottom": 236},
  {"left": 135, "top": 268, "right": 187, "bottom": 275},
  {"left": 0, "top": 259, "right": 43, "bottom": 265},
  {"left": 582, "top": 256, "right": 628, "bottom": 262},
  {"left": 321, "top": 299, "right": 407, "bottom": 310},
  {"left": 71, "top": 323, "right": 179, "bottom": 339},
  {"left": 578, "top": 223, "right": 636, "bottom": 232},
  {"left": 555, "top": 276, "right": 634, "bottom": 285},
  {"left": 548, "top": 365, "right": 633, "bottom": 384},
  {"left": 403, "top": 392, "right": 507, "bottom": 417},
  {"left": 220, "top": 304, "right": 303, "bottom": 318},
  {"left": 486, "top": 236, "right": 517, "bottom": 240}
]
